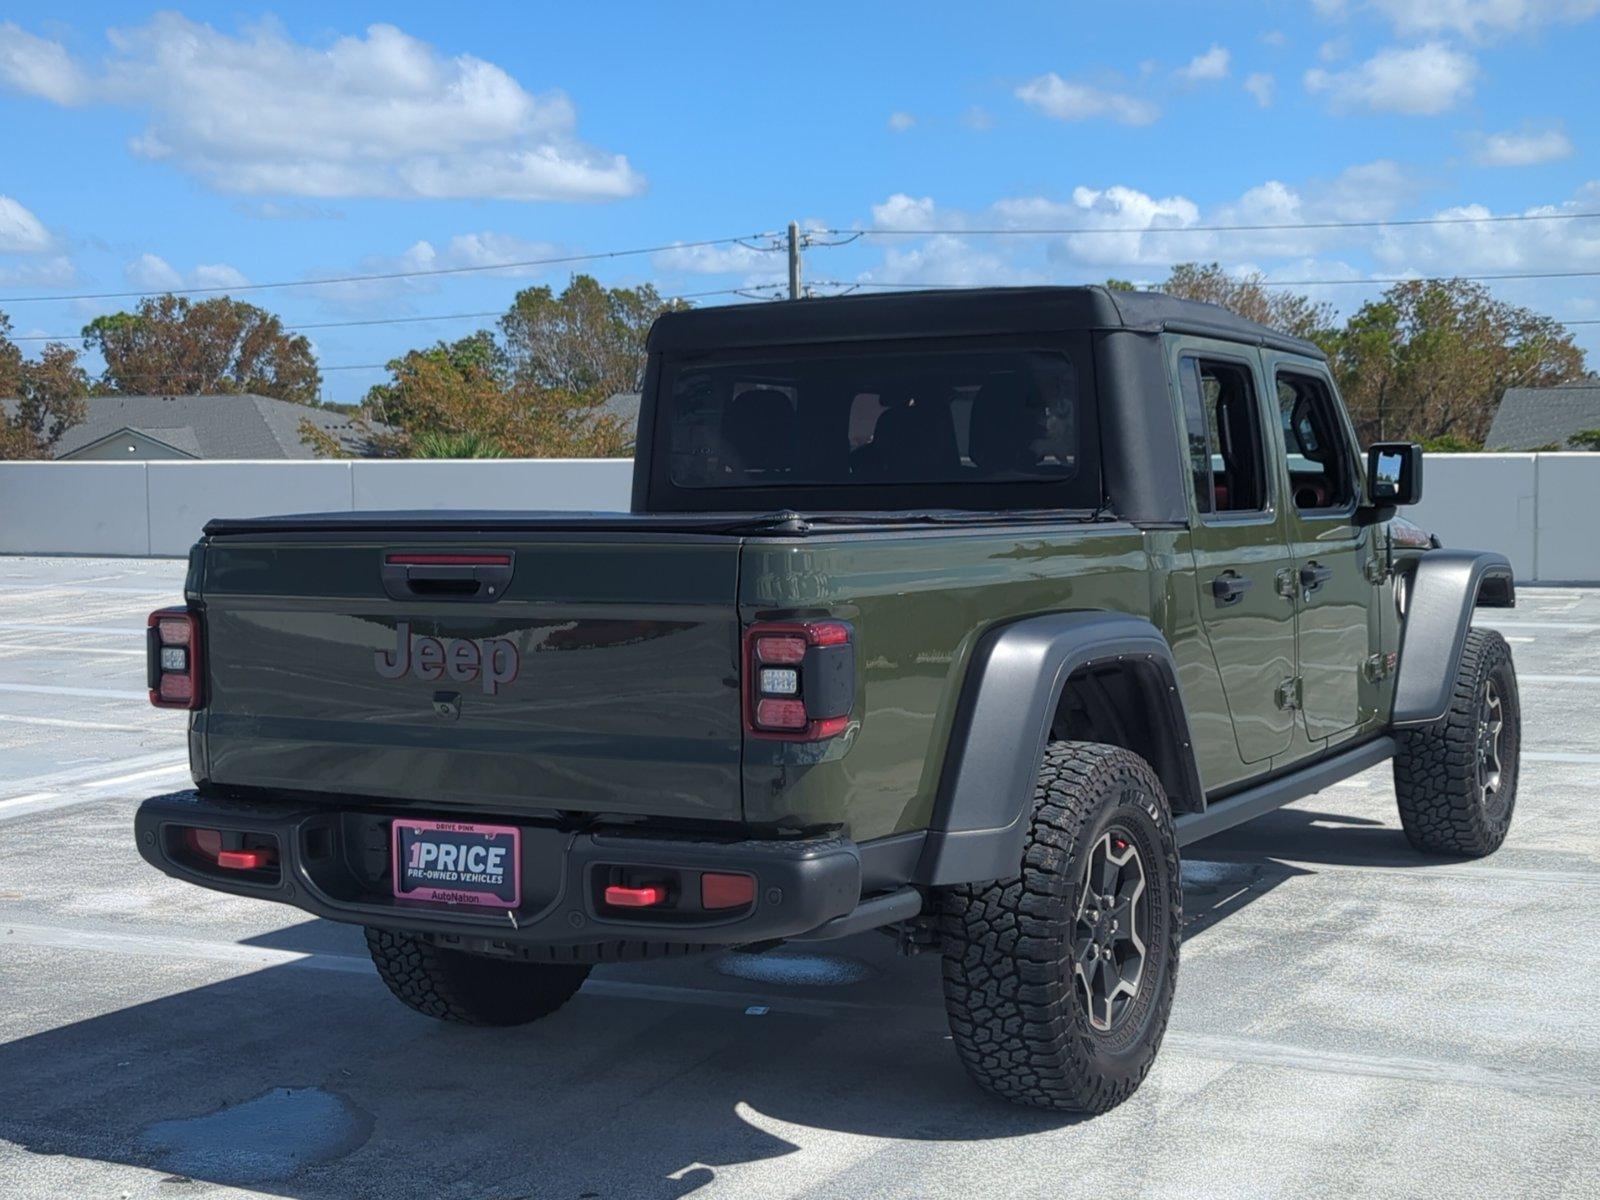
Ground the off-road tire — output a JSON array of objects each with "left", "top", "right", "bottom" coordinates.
[
  {"left": 937, "top": 742, "right": 1182, "bottom": 1113},
  {"left": 364, "top": 927, "right": 590, "bottom": 1026},
  {"left": 1394, "top": 627, "right": 1520, "bottom": 857}
]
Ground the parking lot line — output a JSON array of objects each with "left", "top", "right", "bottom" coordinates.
[
  {"left": 0, "top": 750, "right": 188, "bottom": 798},
  {"left": 0, "top": 623, "right": 146, "bottom": 636},
  {"left": 0, "top": 714, "right": 150, "bottom": 733},
  {"left": 0, "top": 642, "right": 144, "bottom": 657},
  {"left": 0, "top": 682, "right": 147, "bottom": 701},
  {"left": 1478, "top": 621, "right": 1600, "bottom": 632}
]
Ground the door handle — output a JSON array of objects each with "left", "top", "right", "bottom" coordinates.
[
  {"left": 1299, "top": 562, "right": 1335, "bottom": 596},
  {"left": 1211, "top": 570, "right": 1254, "bottom": 607}
]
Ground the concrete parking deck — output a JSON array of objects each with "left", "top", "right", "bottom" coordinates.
[{"left": 0, "top": 556, "right": 1596, "bottom": 1199}]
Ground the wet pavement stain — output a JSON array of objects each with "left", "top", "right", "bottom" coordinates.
[
  {"left": 135, "top": 1086, "right": 373, "bottom": 1185},
  {"left": 712, "top": 951, "right": 877, "bottom": 987}
]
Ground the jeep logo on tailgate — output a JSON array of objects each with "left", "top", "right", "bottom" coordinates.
[{"left": 375, "top": 622, "right": 520, "bottom": 694}]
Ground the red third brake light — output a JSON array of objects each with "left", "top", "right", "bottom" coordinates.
[
  {"left": 743, "top": 619, "right": 856, "bottom": 742},
  {"left": 148, "top": 607, "right": 203, "bottom": 710}
]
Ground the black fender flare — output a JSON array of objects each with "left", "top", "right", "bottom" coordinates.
[
  {"left": 1392, "top": 549, "right": 1516, "bottom": 728},
  {"left": 914, "top": 611, "right": 1202, "bottom": 887}
]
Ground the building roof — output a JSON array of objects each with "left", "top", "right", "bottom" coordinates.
[
  {"left": 647, "top": 285, "right": 1327, "bottom": 359},
  {"left": 0, "top": 393, "right": 385, "bottom": 459},
  {"left": 1486, "top": 384, "right": 1600, "bottom": 450}
]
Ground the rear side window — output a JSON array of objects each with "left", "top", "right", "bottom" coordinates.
[
  {"left": 1180, "top": 356, "right": 1270, "bottom": 515},
  {"left": 1277, "top": 371, "right": 1356, "bottom": 511},
  {"left": 653, "top": 340, "right": 1101, "bottom": 512}
]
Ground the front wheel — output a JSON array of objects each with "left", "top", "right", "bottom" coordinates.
[
  {"left": 937, "top": 742, "right": 1181, "bottom": 1113},
  {"left": 1394, "top": 628, "right": 1521, "bottom": 858}
]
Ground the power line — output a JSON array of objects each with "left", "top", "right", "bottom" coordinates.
[
  {"left": 820, "top": 267, "right": 1600, "bottom": 290},
  {"left": 824, "top": 210, "right": 1600, "bottom": 238},
  {"left": 0, "top": 236, "right": 780, "bottom": 306}
]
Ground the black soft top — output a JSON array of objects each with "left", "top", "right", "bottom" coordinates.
[{"left": 647, "top": 285, "right": 1326, "bottom": 360}]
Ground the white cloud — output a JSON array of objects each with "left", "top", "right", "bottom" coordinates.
[
  {"left": 1174, "top": 45, "right": 1231, "bottom": 85},
  {"left": 0, "top": 257, "right": 77, "bottom": 288},
  {"left": 297, "top": 231, "right": 564, "bottom": 312},
  {"left": 1304, "top": 42, "right": 1477, "bottom": 114},
  {"left": 652, "top": 240, "right": 776, "bottom": 277},
  {"left": 1367, "top": 0, "right": 1600, "bottom": 39},
  {"left": 1467, "top": 127, "right": 1574, "bottom": 166},
  {"left": 5, "top": 14, "right": 640, "bottom": 202},
  {"left": 124, "top": 253, "right": 183, "bottom": 290},
  {"left": 0, "top": 21, "right": 90, "bottom": 104},
  {"left": 191, "top": 263, "right": 251, "bottom": 290},
  {"left": 886, "top": 111, "right": 916, "bottom": 133},
  {"left": 1260, "top": 29, "right": 1289, "bottom": 46},
  {"left": 0, "top": 195, "right": 53, "bottom": 252},
  {"left": 871, "top": 194, "right": 940, "bottom": 231},
  {"left": 860, "top": 234, "right": 1028, "bottom": 288},
  {"left": 1370, "top": 184, "right": 1600, "bottom": 272},
  {"left": 1015, "top": 73, "right": 1159, "bottom": 125},
  {"left": 961, "top": 106, "right": 995, "bottom": 131},
  {"left": 849, "top": 160, "right": 1437, "bottom": 286},
  {"left": 1319, "top": 37, "right": 1351, "bottom": 60},
  {"left": 1244, "top": 73, "right": 1277, "bottom": 106},
  {"left": 124, "top": 253, "right": 252, "bottom": 292}
]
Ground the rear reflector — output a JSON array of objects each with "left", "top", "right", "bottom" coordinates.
[
  {"left": 217, "top": 848, "right": 275, "bottom": 871},
  {"left": 701, "top": 872, "right": 756, "bottom": 910},
  {"left": 604, "top": 884, "right": 667, "bottom": 908}
]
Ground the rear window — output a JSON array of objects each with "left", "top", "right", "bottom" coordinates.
[{"left": 651, "top": 339, "right": 1100, "bottom": 512}]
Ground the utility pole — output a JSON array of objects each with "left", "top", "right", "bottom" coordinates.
[{"left": 787, "top": 220, "right": 803, "bottom": 300}]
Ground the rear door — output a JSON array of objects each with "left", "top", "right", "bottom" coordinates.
[
  {"left": 1267, "top": 356, "right": 1380, "bottom": 741},
  {"left": 196, "top": 531, "right": 746, "bottom": 821},
  {"left": 1171, "top": 338, "right": 1299, "bottom": 765}
]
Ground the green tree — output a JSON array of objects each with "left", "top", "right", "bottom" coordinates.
[
  {"left": 1568, "top": 429, "right": 1600, "bottom": 451},
  {"left": 318, "top": 277, "right": 684, "bottom": 459},
  {"left": 82, "top": 294, "right": 321, "bottom": 404},
  {"left": 0, "top": 311, "right": 89, "bottom": 459},
  {"left": 1160, "top": 262, "right": 1336, "bottom": 343},
  {"left": 1327, "top": 279, "right": 1586, "bottom": 447},
  {"left": 500, "top": 274, "right": 686, "bottom": 402}
]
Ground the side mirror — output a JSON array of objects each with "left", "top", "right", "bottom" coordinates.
[{"left": 1366, "top": 442, "right": 1423, "bottom": 507}]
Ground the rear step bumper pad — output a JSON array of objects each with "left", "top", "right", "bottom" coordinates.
[{"left": 135, "top": 790, "right": 864, "bottom": 948}]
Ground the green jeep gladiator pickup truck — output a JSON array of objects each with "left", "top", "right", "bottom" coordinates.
[{"left": 136, "top": 286, "right": 1519, "bottom": 1112}]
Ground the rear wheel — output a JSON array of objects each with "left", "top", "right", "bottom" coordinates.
[
  {"left": 1394, "top": 628, "right": 1521, "bottom": 857},
  {"left": 937, "top": 742, "right": 1181, "bottom": 1113},
  {"left": 364, "top": 927, "right": 590, "bottom": 1026}
]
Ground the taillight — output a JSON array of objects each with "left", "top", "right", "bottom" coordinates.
[
  {"left": 743, "top": 619, "right": 855, "bottom": 741},
  {"left": 148, "top": 606, "right": 203, "bottom": 709}
]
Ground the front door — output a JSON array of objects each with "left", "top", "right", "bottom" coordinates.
[
  {"left": 1173, "top": 342, "right": 1299, "bottom": 765},
  {"left": 1269, "top": 358, "right": 1377, "bottom": 741}
]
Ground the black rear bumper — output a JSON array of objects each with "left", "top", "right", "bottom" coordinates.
[{"left": 135, "top": 790, "right": 870, "bottom": 950}]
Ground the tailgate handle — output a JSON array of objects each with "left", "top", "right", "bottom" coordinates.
[{"left": 381, "top": 553, "right": 514, "bottom": 603}]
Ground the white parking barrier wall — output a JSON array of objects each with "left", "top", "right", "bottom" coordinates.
[
  {"left": 0, "top": 454, "right": 1592, "bottom": 580},
  {"left": 0, "top": 458, "right": 634, "bottom": 560}
]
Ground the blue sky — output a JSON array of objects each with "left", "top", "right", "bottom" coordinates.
[{"left": 2, "top": 1, "right": 1599, "bottom": 401}]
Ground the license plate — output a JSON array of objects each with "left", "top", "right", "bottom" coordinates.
[{"left": 392, "top": 819, "right": 520, "bottom": 909}]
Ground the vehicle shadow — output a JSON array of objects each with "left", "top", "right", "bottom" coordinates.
[
  {"left": 0, "top": 796, "right": 1432, "bottom": 1197},
  {"left": 0, "top": 920, "right": 1081, "bottom": 1199}
]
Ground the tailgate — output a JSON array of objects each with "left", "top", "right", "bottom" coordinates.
[{"left": 194, "top": 529, "right": 744, "bottom": 822}]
